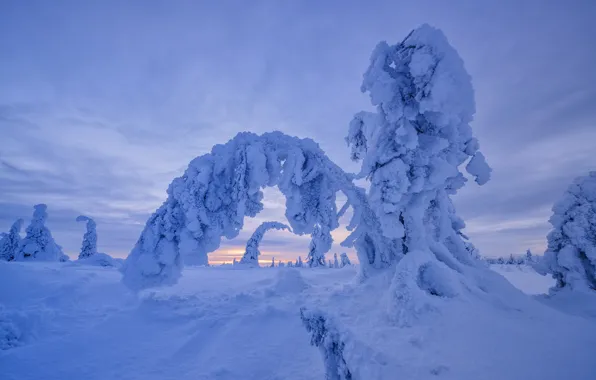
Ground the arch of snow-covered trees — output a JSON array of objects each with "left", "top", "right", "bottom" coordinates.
[
  {"left": 122, "top": 131, "right": 397, "bottom": 290},
  {"left": 122, "top": 24, "right": 493, "bottom": 294}
]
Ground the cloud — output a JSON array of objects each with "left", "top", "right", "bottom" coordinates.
[{"left": 1, "top": 1, "right": 595, "bottom": 263}]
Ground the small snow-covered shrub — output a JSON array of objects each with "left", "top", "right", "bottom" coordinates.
[
  {"left": 77, "top": 252, "right": 122, "bottom": 268},
  {"left": 540, "top": 172, "right": 596, "bottom": 291},
  {"left": 0, "top": 219, "right": 23, "bottom": 261}
]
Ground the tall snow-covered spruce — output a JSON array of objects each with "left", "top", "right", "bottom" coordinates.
[
  {"left": 0, "top": 219, "right": 23, "bottom": 261},
  {"left": 76, "top": 215, "right": 98, "bottom": 259},
  {"left": 345, "top": 23, "right": 491, "bottom": 302},
  {"left": 16, "top": 204, "right": 66, "bottom": 262},
  {"left": 540, "top": 172, "right": 596, "bottom": 291},
  {"left": 240, "top": 221, "right": 290, "bottom": 266}
]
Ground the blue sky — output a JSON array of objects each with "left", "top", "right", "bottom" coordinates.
[{"left": 1, "top": 0, "right": 595, "bottom": 263}]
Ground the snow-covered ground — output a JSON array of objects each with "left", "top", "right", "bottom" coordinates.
[{"left": 1, "top": 261, "right": 595, "bottom": 379}]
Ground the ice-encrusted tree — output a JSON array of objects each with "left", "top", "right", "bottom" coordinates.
[
  {"left": 0, "top": 219, "right": 23, "bottom": 261},
  {"left": 240, "top": 221, "right": 290, "bottom": 266},
  {"left": 16, "top": 204, "right": 65, "bottom": 261},
  {"left": 339, "top": 252, "right": 351, "bottom": 267},
  {"left": 540, "top": 172, "right": 596, "bottom": 291},
  {"left": 76, "top": 215, "right": 97, "bottom": 259},
  {"left": 345, "top": 24, "right": 491, "bottom": 281}
]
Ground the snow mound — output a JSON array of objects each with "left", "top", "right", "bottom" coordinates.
[
  {"left": 75, "top": 252, "right": 122, "bottom": 268},
  {"left": 301, "top": 268, "right": 596, "bottom": 380},
  {"left": 271, "top": 268, "right": 309, "bottom": 295}
]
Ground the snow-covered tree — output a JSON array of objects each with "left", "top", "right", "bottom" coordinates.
[
  {"left": 345, "top": 24, "right": 490, "bottom": 285},
  {"left": 287, "top": 261, "right": 294, "bottom": 268},
  {"left": 341, "top": 24, "right": 497, "bottom": 327},
  {"left": 307, "top": 225, "right": 331, "bottom": 267},
  {"left": 279, "top": 261, "right": 285, "bottom": 268},
  {"left": 0, "top": 219, "right": 23, "bottom": 261},
  {"left": 240, "top": 221, "right": 290, "bottom": 266},
  {"left": 327, "top": 259, "right": 333, "bottom": 268},
  {"left": 525, "top": 249, "right": 533, "bottom": 262},
  {"left": 346, "top": 23, "right": 491, "bottom": 275},
  {"left": 339, "top": 252, "right": 351, "bottom": 268},
  {"left": 270, "top": 257, "right": 275, "bottom": 268},
  {"left": 333, "top": 253, "right": 339, "bottom": 268},
  {"left": 540, "top": 172, "right": 596, "bottom": 291},
  {"left": 232, "top": 258, "right": 238, "bottom": 266},
  {"left": 16, "top": 204, "right": 65, "bottom": 261},
  {"left": 296, "top": 256, "right": 304, "bottom": 268},
  {"left": 76, "top": 215, "right": 97, "bottom": 259}
]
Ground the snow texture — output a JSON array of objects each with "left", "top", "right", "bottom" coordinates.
[
  {"left": 122, "top": 132, "right": 392, "bottom": 291},
  {"left": 0, "top": 219, "right": 23, "bottom": 261},
  {"left": 240, "top": 221, "right": 290, "bottom": 266},
  {"left": 76, "top": 215, "right": 98, "bottom": 259},
  {"left": 15, "top": 204, "right": 65, "bottom": 262},
  {"left": 540, "top": 171, "right": 596, "bottom": 291},
  {"left": 1, "top": 261, "right": 595, "bottom": 379}
]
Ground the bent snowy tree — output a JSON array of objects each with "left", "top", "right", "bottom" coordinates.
[
  {"left": 539, "top": 172, "right": 596, "bottom": 291},
  {"left": 122, "top": 131, "right": 394, "bottom": 290},
  {"left": 240, "top": 221, "right": 290, "bottom": 266},
  {"left": 76, "top": 215, "right": 98, "bottom": 259}
]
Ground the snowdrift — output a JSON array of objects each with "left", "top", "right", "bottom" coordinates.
[{"left": 1, "top": 262, "right": 595, "bottom": 380}]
